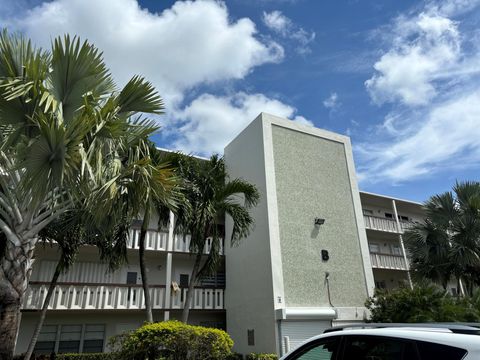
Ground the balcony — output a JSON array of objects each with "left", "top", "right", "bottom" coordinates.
[
  {"left": 22, "top": 282, "right": 224, "bottom": 311},
  {"left": 363, "top": 215, "right": 399, "bottom": 233},
  {"left": 173, "top": 234, "right": 224, "bottom": 255},
  {"left": 370, "top": 253, "right": 407, "bottom": 271},
  {"left": 363, "top": 215, "right": 416, "bottom": 234},
  {"left": 128, "top": 229, "right": 168, "bottom": 251},
  {"left": 171, "top": 288, "right": 224, "bottom": 310}
]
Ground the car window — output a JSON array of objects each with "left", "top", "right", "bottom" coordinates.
[
  {"left": 290, "top": 336, "right": 340, "bottom": 360},
  {"left": 343, "top": 335, "right": 418, "bottom": 360},
  {"left": 416, "top": 340, "right": 467, "bottom": 360}
]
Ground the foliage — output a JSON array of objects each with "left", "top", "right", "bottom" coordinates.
[
  {"left": 55, "top": 354, "right": 116, "bottom": 360},
  {"left": 112, "top": 320, "right": 234, "bottom": 360},
  {"left": 365, "top": 284, "right": 480, "bottom": 323},
  {"left": 246, "top": 354, "right": 278, "bottom": 360},
  {"left": 226, "top": 353, "right": 244, "bottom": 360},
  {"left": 0, "top": 29, "right": 172, "bottom": 359},
  {"left": 404, "top": 181, "right": 480, "bottom": 294},
  {"left": 163, "top": 153, "right": 259, "bottom": 321}
]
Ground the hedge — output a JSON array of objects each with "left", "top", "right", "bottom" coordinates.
[
  {"left": 112, "top": 320, "right": 234, "bottom": 360},
  {"left": 55, "top": 354, "right": 115, "bottom": 360},
  {"left": 13, "top": 354, "right": 115, "bottom": 360},
  {"left": 246, "top": 354, "right": 278, "bottom": 360}
]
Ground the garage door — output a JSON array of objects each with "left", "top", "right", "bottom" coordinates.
[{"left": 281, "top": 320, "right": 331, "bottom": 354}]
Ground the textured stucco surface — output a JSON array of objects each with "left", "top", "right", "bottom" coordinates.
[
  {"left": 271, "top": 125, "right": 368, "bottom": 307},
  {"left": 224, "top": 115, "right": 279, "bottom": 354}
]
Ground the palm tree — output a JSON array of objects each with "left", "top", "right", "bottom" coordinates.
[
  {"left": 404, "top": 181, "right": 480, "bottom": 295},
  {"left": 24, "top": 208, "right": 129, "bottom": 360},
  {"left": 93, "top": 142, "right": 178, "bottom": 322},
  {"left": 0, "top": 31, "right": 165, "bottom": 359},
  {"left": 167, "top": 154, "right": 259, "bottom": 323}
]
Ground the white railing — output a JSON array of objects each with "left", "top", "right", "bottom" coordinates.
[
  {"left": 399, "top": 221, "right": 414, "bottom": 232},
  {"left": 171, "top": 288, "right": 224, "bottom": 310},
  {"left": 370, "top": 253, "right": 407, "bottom": 270},
  {"left": 23, "top": 283, "right": 225, "bottom": 311},
  {"left": 173, "top": 235, "right": 224, "bottom": 255},
  {"left": 363, "top": 215, "right": 399, "bottom": 233},
  {"left": 128, "top": 229, "right": 168, "bottom": 251},
  {"left": 22, "top": 283, "right": 165, "bottom": 310}
]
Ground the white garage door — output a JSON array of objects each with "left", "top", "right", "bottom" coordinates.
[{"left": 281, "top": 320, "right": 331, "bottom": 354}]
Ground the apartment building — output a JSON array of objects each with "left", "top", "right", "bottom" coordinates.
[
  {"left": 361, "top": 192, "right": 424, "bottom": 291},
  {"left": 14, "top": 113, "right": 425, "bottom": 356}
]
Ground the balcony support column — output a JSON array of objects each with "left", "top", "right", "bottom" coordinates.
[
  {"left": 164, "top": 211, "right": 175, "bottom": 321},
  {"left": 392, "top": 200, "right": 413, "bottom": 289}
]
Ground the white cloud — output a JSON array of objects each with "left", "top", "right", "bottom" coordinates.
[
  {"left": 357, "top": 91, "right": 480, "bottom": 182},
  {"left": 2, "top": 0, "right": 284, "bottom": 107},
  {"left": 262, "top": 10, "right": 315, "bottom": 54},
  {"left": 359, "top": 1, "right": 480, "bottom": 183},
  {"left": 263, "top": 10, "right": 290, "bottom": 35},
  {"left": 172, "top": 92, "right": 313, "bottom": 155},
  {"left": 365, "top": 12, "right": 462, "bottom": 106},
  {"left": 323, "top": 92, "right": 339, "bottom": 109}
]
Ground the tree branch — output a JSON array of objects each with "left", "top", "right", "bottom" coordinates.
[
  {"left": 0, "top": 218, "right": 21, "bottom": 247},
  {"left": 26, "top": 200, "right": 73, "bottom": 238}
]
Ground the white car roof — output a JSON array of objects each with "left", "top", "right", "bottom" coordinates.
[{"left": 281, "top": 327, "right": 480, "bottom": 359}]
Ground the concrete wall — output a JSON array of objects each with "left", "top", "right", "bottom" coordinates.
[
  {"left": 224, "top": 114, "right": 278, "bottom": 355},
  {"left": 270, "top": 123, "right": 371, "bottom": 307}
]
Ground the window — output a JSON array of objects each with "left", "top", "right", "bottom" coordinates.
[
  {"left": 398, "top": 215, "right": 409, "bottom": 222},
  {"left": 369, "top": 243, "right": 380, "bottom": 253},
  {"left": 126, "top": 272, "right": 137, "bottom": 285},
  {"left": 34, "top": 324, "right": 106, "bottom": 354},
  {"left": 343, "top": 335, "right": 418, "bottom": 360},
  {"left": 290, "top": 337, "right": 340, "bottom": 360},
  {"left": 363, "top": 209, "right": 373, "bottom": 216},
  {"left": 391, "top": 244, "right": 402, "bottom": 256},
  {"left": 179, "top": 274, "right": 189, "bottom": 288},
  {"left": 34, "top": 325, "right": 58, "bottom": 354},
  {"left": 416, "top": 340, "right": 467, "bottom": 360},
  {"left": 83, "top": 324, "right": 105, "bottom": 353},
  {"left": 58, "top": 325, "right": 82, "bottom": 353},
  {"left": 385, "top": 213, "right": 393, "bottom": 219}
]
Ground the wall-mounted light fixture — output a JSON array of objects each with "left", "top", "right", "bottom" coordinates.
[{"left": 314, "top": 218, "right": 325, "bottom": 226}]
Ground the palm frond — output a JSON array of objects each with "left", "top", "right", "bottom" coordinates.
[{"left": 116, "top": 75, "right": 164, "bottom": 115}]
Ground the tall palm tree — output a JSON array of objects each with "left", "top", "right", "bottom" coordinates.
[
  {"left": 93, "top": 142, "right": 178, "bottom": 322},
  {"left": 0, "top": 31, "right": 165, "bottom": 359},
  {"left": 167, "top": 154, "right": 259, "bottom": 323},
  {"left": 404, "top": 181, "right": 480, "bottom": 295}
]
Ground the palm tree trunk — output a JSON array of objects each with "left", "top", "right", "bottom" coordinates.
[
  {"left": 139, "top": 226, "right": 153, "bottom": 323},
  {"left": 24, "top": 260, "right": 62, "bottom": 360},
  {"left": 0, "top": 235, "right": 36, "bottom": 360},
  {"left": 181, "top": 251, "right": 202, "bottom": 323},
  {"left": 0, "top": 284, "right": 21, "bottom": 360}
]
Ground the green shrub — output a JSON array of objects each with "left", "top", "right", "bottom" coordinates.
[
  {"left": 365, "top": 284, "right": 480, "bottom": 323},
  {"left": 55, "top": 354, "right": 115, "bottom": 360},
  {"left": 114, "top": 320, "right": 233, "bottom": 360},
  {"left": 226, "top": 353, "right": 244, "bottom": 360},
  {"left": 246, "top": 354, "right": 278, "bottom": 360}
]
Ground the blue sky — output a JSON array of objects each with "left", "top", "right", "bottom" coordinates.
[{"left": 1, "top": 0, "right": 479, "bottom": 202}]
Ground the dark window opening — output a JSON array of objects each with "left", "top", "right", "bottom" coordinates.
[{"left": 247, "top": 329, "right": 255, "bottom": 346}]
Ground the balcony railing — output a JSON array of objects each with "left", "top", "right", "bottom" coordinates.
[
  {"left": 363, "top": 215, "right": 399, "bottom": 233},
  {"left": 128, "top": 229, "right": 168, "bottom": 251},
  {"left": 171, "top": 288, "right": 224, "bottom": 310},
  {"left": 23, "top": 283, "right": 224, "bottom": 311},
  {"left": 363, "top": 215, "right": 416, "bottom": 234},
  {"left": 370, "top": 253, "right": 407, "bottom": 270},
  {"left": 173, "top": 235, "right": 224, "bottom": 255}
]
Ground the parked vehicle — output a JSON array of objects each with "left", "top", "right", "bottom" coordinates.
[{"left": 280, "top": 323, "right": 480, "bottom": 360}]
